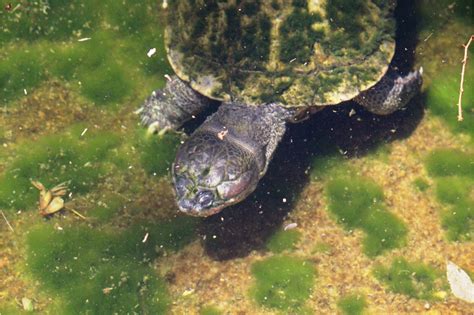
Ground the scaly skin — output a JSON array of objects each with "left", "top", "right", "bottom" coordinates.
[
  {"left": 138, "top": 75, "right": 212, "bottom": 134},
  {"left": 139, "top": 69, "right": 422, "bottom": 216},
  {"left": 355, "top": 68, "right": 423, "bottom": 115},
  {"left": 172, "top": 102, "right": 294, "bottom": 216}
]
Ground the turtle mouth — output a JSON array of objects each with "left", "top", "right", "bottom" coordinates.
[
  {"left": 173, "top": 170, "right": 251, "bottom": 217},
  {"left": 177, "top": 198, "right": 226, "bottom": 217},
  {"left": 176, "top": 189, "right": 224, "bottom": 217}
]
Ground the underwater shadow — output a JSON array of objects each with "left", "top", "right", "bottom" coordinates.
[{"left": 200, "top": 0, "right": 424, "bottom": 261}]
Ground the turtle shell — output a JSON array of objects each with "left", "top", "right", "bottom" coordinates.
[{"left": 165, "top": 0, "right": 396, "bottom": 107}]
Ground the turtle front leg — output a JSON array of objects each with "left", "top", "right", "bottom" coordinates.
[
  {"left": 354, "top": 68, "right": 423, "bottom": 115},
  {"left": 137, "top": 75, "right": 213, "bottom": 135}
]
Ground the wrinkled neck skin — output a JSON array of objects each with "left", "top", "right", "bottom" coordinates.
[{"left": 172, "top": 102, "right": 294, "bottom": 216}]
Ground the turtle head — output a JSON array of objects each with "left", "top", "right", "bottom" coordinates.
[{"left": 172, "top": 130, "right": 261, "bottom": 217}]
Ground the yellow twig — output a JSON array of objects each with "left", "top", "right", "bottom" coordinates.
[
  {"left": 456, "top": 35, "right": 474, "bottom": 122},
  {"left": 1, "top": 210, "right": 14, "bottom": 232},
  {"left": 67, "top": 207, "right": 88, "bottom": 220}
]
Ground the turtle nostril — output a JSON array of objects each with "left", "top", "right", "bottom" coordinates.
[{"left": 197, "top": 191, "right": 214, "bottom": 208}]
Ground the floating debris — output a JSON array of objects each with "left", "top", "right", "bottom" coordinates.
[
  {"left": 147, "top": 48, "right": 157, "bottom": 58},
  {"left": 80, "top": 127, "right": 88, "bottom": 137},
  {"left": 0, "top": 210, "right": 14, "bottom": 232},
  {"left": 102, "top": 287, "right": 113, "bottom": 295},
  {"left": 284, "top": 223, "right": 297, "bottom": 231},
  {"left": 447, "top": 261, "right": 474, "bottom": 303},
  {"left": 78, "top": 37, "right": 91, "bottom": 42},
  {"left": 423, "top": 32, "right": 433, "bottom": 42},
  {"left": 21, "top": 297, "right": 34, "bottom": 312},
  {"left": 182, "top": 288, "right": 194, "bottom": 297},
  {"left": 31, "top": 180, "right": 87, "bottom": 220},
  {"left": 142, "top": 232, "right": 149, "bottom": 243},
  {"left": 217, "top": 129, "right": 228, "bottom": 140}
]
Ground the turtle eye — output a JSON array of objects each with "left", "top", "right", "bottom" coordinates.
[{"left": 196, "top": 190, "right": 214, "bottom": 208}]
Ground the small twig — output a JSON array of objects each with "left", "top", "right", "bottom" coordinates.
[
  {"left": 66, "top": 207, "right": 88, "bottom": 220},
  {"left": 1, "top": 210, "right": 14, "bottom": 232},
  {"left": 456, "top": 35, "right": 474, "bottom": 122}
]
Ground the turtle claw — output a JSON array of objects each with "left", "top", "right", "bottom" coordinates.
[
  {"left": 145, "top": 122, "right": 171, "bottom": 137},
  {"left": 158, "top": 126, "right": 172, "bottom": 137}
]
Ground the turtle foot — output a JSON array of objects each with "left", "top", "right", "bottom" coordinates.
[
  {"left": 137, "top": 75, "right": 212, "bottom": 133},
  {"left": 355, "top": 67, "right": 423, "bottom": 115}
]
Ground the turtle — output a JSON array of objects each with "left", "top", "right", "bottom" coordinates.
[{"left": 138, "top": 0, "right": 422, "bottom": 217}]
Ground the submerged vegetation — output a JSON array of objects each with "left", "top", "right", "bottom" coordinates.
[
  {"left": 266, "top": 229, "right": 302, "bottom": 254},
  {"left": 26, "top": 216, "right": 198, "bottom": 314},
  {"left": 373, "top": 258, "right": 443, "bottom": 300},
  {"left": 0, "top": 0, "right": 473, "bottom": 314},
  {"left": 0, "top": 127, "right": 121, "bottom": 210},
  {"left": 0, "top": 48, "right": 46, "bottom": 102},
  {"left": 0, "top": 0, "right": 170, "bottom": 105},
  {"left": 250, "top": 255, "right": 315, "bottom": 311},
  {"left": 137, "top": 132, "right": 182, "bottom": 177},
  {"left": 426, "top": 54, "right": 474, "bottom": 138},
  {"left": 337, "top": 293, "right": 367, "bottom": 315},
  {"left": 200, "top": 305, "right": 223, "bottom": 315},
  {"left": 326, "top": 176, "right": 407, "bottom": 256},
  {"left": 425, "top": 149, "right": 474, "bottom": 241}
]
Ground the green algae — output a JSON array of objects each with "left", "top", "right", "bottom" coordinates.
[
  {"left": 338, "top": 293, "right": 367, "bottom": 315},
  {"left": 0, "top": 0, "right": 99, "bottom": 42},
  {"left": 121, "top": 31, "right": 172, "bottom": 78},
  {"left": 310, "top": 153, "right": 347, "bottom": 181},
  {"left": 417, "top": 0, "right": 474, "bottom": 31},
  {"left": 373, "top": 258, "right": 442, "bottom": 300},
  {"left": 325, "top": 0, "right": 369, "bottom": 51},
  {"left": 137, "top": 132, "right": 182, "bottom": 177},
  {"left": 0, "top": 48, "right": 45, "bottom": 103},
  {"left": 250, "top": 255, "right": 315, "bottom": 311},
  {"left": 48, "top": 32, "right": 135, "bottom": 105},
  {"left": 104, "top": 0, "right": 155, "bottom": 35},
  {"left": 279, "top": 7, "right": 323, "bottom": 63},
  {"left": 425, "top": 52, "right": 474, "bottom": 139},
  {"left": 266, "top": 229, "right": 302, "bottom": 254},
  {"left": 26, "top": 216, "right": 198, "bottom": 314},
  {"left": 0, "top": 127, "right": 121, "bottom": 211},
  {"left": 1, "top": 0, "right": 170, "bottom": 106},
  {"left": 435, "top": 176, "right": 472, "bottom": 205},
  {"left": 326, "top": 176, "right": 407, "bottom": 256},
  {"left": 0, "top": 304, "right": 31, "bottom": 314},
  {"left": 367, "top": 144, "right": 392, "bottom": 164},
  {"left": 324, "top": 0, "right": 394, "bottom": 56},
  {"left": 425, "top": 149, "right": 474, "bottom": 241},
  {"left": 200, "top": 305, "right": 222, "bottom": 315},
  {"left": 309, "top": 140, "right": 348, "bottom": 181},
  {"left": 0, "top": 0, "right": 160, "bottom": 43},
  {"left": 414, "top": 177, "right": 430, "bottom": 192},
  {"left": 426, "top": 149, "right": 474, "bottom": 178},
  {"left": 311, "top": 242, "right": 332, "bottom": 254},
  {"left": 87, "top": 194, "right": 124, "bottom": 223},
  {"left": 80, "top": 62, "right": 132, "bottom": 105}
]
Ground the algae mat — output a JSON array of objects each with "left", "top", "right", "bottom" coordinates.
[{"left": 0, "top": 1, "right": 473, "bottom": 314}]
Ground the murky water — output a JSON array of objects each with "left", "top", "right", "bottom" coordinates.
[{"left": 0, "top": 1, "right": 473, "bottom": 314}]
